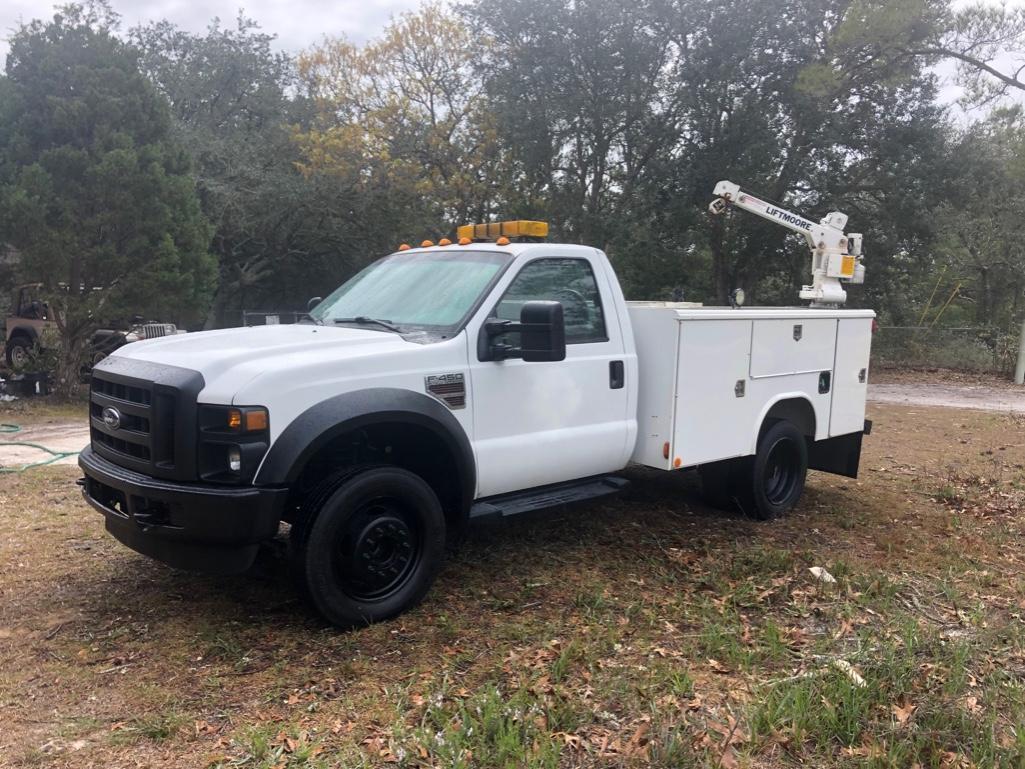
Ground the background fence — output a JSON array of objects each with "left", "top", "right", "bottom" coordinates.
[{"left": 871, "top": 325, "right": 1020, "bottom": 375}]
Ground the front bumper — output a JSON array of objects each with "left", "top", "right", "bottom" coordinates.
[{"left": 79, "top": 445, "right": 288, "bottom": 574}]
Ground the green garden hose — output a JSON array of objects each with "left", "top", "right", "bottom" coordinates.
[{"left": 0, "top": 423, "right": 81, "bottom": 473}]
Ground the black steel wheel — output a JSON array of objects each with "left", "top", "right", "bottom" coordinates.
[
  {"left": 743, "top": 420, "right": 808, "bottom": 520},
  {"left": 289, "top": 466, "right": 446, "bottom": 628}
]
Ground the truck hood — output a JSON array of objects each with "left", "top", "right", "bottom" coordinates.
[{"left": 109, "top": 324, "right": 415, "bottom": 403}]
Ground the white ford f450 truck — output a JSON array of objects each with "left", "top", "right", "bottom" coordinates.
[{"left": 79, "top": 183, "right": 873, "bottom": 627}]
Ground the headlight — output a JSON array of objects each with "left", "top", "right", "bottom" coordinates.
[{"left": 198, "top": 405, "right": 270, "bottom": 483}]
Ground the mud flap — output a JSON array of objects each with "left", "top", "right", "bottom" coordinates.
[{"left": 807, "top": 430, "right": 865, "bottom": 479}]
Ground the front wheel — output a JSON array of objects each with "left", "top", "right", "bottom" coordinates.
[
  {"left": 289, "top": 467, "right": 446, "bottom": 628},
  {"left": 5, "top": 337, "right": 33, "bottom": 368},
  {"left": 741, "top": 420, "right": 808, "bottom": 520}
]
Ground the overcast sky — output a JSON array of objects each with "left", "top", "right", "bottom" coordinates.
[{"left": 0, "top": 0, "right": 423, "bottom": 60}]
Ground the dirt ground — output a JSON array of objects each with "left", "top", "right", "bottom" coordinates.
[
  {"left": 3, "top": 387, "right": 1025, "bottom": 767},
  {"left": 869, "top": 370, "right": 1025, "bottom": 412}
]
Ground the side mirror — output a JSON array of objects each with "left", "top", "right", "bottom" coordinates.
[
  {"left": 519, "top": 300, "right": 566, "bottom": 362},
  {"left": 478, "top": 300, "right": 566, "bottom": 362},
  {"left": 307, "top": 296, "right": 323, "bottom": 312}
]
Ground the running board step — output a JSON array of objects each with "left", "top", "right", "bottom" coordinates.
[{"left": 470, "top": 475, "right": 629, "bottom": 520}]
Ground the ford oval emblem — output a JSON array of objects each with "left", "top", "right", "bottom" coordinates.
[{"left": 102, "top": 406, "right": 122, "bottom": 431}]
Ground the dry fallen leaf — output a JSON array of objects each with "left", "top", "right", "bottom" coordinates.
[{"left": 892, "top": 700, "right": 917, "bottom": 725}]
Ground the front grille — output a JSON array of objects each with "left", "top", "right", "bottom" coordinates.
[
  {"left": 88, "top": 359, "right": 204, "bottom": 480},
  {"left": 90, "top": 372, "right": 157, "bottom": 470},
  {"left": 142, "top": 323, "right": 177, "bottom": 339},
  {"left": 91, "top": 376, "right": 152, "bottom": 405}
]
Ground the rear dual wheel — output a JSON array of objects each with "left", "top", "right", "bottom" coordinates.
[
  {"left": 289, "top": 467, "right": 446, "bottom": 628},
  {"left": 698, "top": 420, "right": 808, "bottom": 520}
]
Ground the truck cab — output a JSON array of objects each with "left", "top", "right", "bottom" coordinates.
[{"left": 79, "top": 222, "right": 872, "bottom": 628}]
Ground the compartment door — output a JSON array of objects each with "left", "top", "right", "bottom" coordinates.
[
  {"left": 750, "top": 318, "right": 836, "bottom": 378},
  {"left": 829, "top": 318, "right": 873, "bottom": 437},
  {"left": 673, "top": 319, "right": 754, "bottom": 466}
]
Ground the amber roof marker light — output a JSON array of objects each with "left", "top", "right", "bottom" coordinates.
[{"left": 456, "top": 220, "right": 549, "bottom": 243}]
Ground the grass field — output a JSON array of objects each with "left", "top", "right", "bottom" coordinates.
[{"left": 3, "top": 402, "right": 1025, "bottom": 767}]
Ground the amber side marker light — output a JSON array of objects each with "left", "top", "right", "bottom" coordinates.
[
  {"left": 228, "top": 409, "right": 242, "bottom": 429},
  {"left": 674, "top": 457, "right": 683, "bottom": 468},
  {"left": 245, "top": 410, "right": 269, "bottom": 431}
]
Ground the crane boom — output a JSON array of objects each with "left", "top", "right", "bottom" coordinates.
[{"left": 708, "top": 180, "right": 865, "bottom": 306}]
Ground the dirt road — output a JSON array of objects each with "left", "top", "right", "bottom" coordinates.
[
  {"left": 0, "top": 421, "right": 88, "bottom": 469},
  {"left": 868, "top": 381, "right": 1025, "bottom": 412}
]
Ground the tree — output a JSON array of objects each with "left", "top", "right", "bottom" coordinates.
[
  {"left": 0, "top": 2, "right": 214, "bottom": 393},
  {"left": 804, "top": 0, "right": 1025, "bottom": 108},
  {"left": 132, "top": 14, "right": 312, "bottom": 327},
  {"left": 926, "top": 109, "right": 1025, "bottom": 327},
  {"left": 295, "top": 3, "right": 507, "bottom": 238}
]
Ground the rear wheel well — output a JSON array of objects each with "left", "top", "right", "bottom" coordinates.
[
  {"left": 289, "top": 421, "right": 466, "bottom": 535},
  {"left": 761, "top": 397, "right": 816, "bottom": 440}
]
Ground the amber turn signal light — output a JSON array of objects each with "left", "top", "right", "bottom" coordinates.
[{"left": 228, "top": 407, "right": 268, "bottom": 432}]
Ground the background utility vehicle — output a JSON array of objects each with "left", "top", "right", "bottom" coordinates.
[{"left": 79, "top": 182, "right": 873, "bottom": 627}]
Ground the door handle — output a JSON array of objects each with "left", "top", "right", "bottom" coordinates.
[{"left": 609, "top": 360, "right": 624, "bottom": 389}]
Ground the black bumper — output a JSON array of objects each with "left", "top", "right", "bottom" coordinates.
[{"left": 79, "top": 445, "right": 288, "bottom": 574}]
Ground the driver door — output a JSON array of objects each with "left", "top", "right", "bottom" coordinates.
[{"left": 468, "top": 255, "right": 632, "bottom": 498}]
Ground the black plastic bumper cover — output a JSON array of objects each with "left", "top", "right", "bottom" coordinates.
[{"left": 79, "top": 445, "right": 288, "bottom": 574}]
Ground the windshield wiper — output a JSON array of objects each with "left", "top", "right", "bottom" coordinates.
[{"left": 333, "top": 316, "right": 402, "bottom": 333}]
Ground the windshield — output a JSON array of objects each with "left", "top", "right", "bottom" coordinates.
[{"left": 310, "top": 250, "right": 511, "bottom": 334}]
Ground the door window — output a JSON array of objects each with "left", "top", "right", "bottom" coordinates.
[{"left": 494, "top": 258, "right": 607, "bottom": 344}]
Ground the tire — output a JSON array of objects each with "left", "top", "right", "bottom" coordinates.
[
  {"left": 5, "top": 336, "right": 33, "bottom": 368},
  {"left": 739, "top": 420, "right": 808, "bottom": 521},
  {"left": 289, "top": 466, "right": 446, "bottom": 628}
]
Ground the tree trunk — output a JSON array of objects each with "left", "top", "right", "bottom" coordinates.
[{"left": 53, "top": 330, "right": 88, "bottom": 399}]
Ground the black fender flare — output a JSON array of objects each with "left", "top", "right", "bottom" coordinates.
[
  {"left": 7, "top": 324, "right": 40, "bottom": 344},
  {"left": 254, "top": 388, "right": 476, "bottom": 515}
]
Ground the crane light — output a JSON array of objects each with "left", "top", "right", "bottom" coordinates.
[{"left": 456, "top": 220, "right": 549, "bottom": 242}]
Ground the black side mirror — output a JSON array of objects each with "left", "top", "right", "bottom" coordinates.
[
  {"left": 519, "top": 300, "right": 566, "bottom": 362},
  {"left": 307, "top": 296, "right": 323, "bottom": 312},
  {"left": 478, "top": 300, "right": 566, "bottom": 362}
]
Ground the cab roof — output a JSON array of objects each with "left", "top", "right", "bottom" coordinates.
[{"left": 392, "top": 242, "right": 601, "bottom": 259}]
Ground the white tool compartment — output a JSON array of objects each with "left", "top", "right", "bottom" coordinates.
[{"left": 627, "top": 304, "right": 874, "bottom": 471}]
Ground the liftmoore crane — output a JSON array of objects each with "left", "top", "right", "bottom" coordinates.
[{"left": 709, "top": 180, "right": 866, "bottom": 306}]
